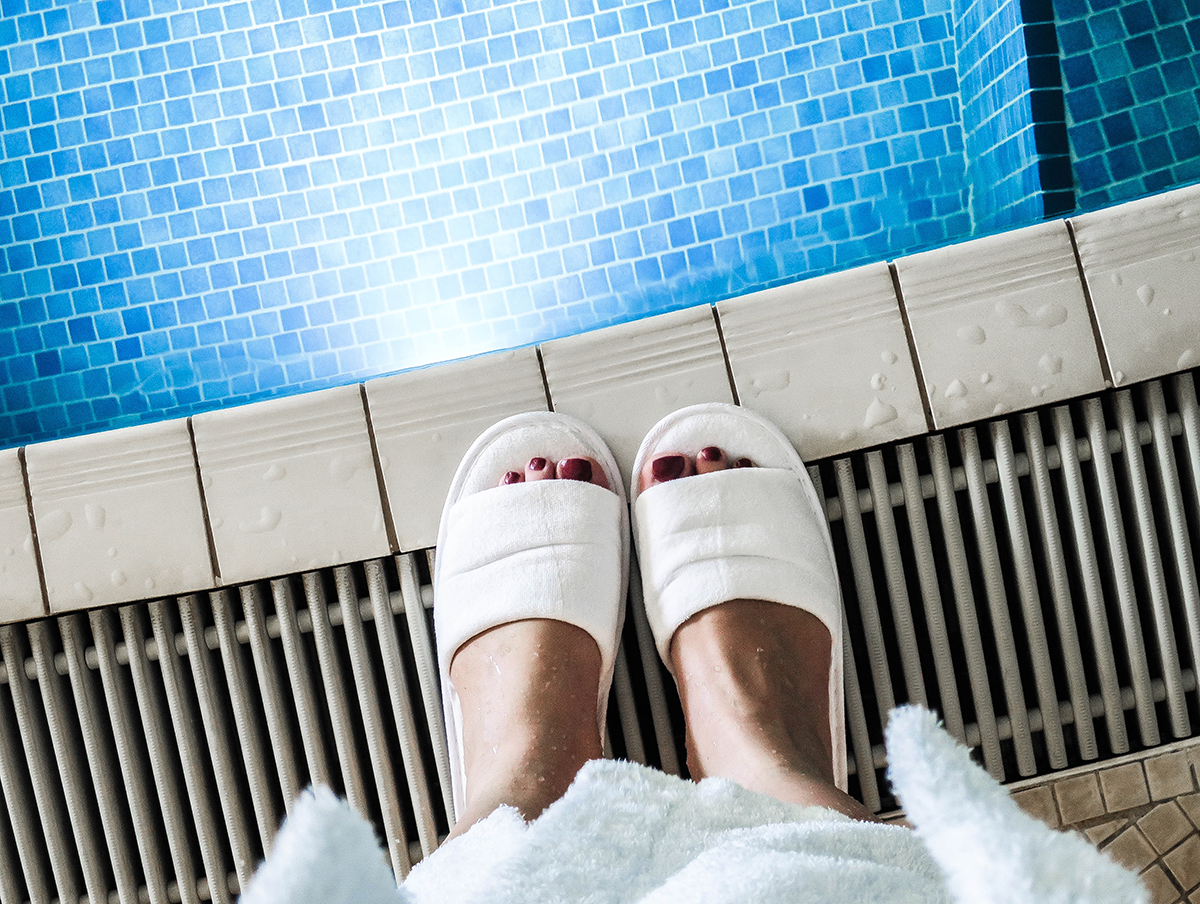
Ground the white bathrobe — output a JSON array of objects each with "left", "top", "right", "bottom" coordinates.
[{"left": 239, "top": 707, "right": 1146, "bottom": 904}]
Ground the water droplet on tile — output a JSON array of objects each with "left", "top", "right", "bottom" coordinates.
[
  {"left": 945, "top": 379, "right": 967, "bottom": 398},
  {"left": 1110, "top": 272, "right": 1123, "bottom": 286},
  {"left": 1031, "top": 385, "right": 1045, "bottom": 397},
  {"left": 107, "top": 546, "right": 117, "bottom": 557},
  {"left": 85, "top": 504, "right": 105, "bottom": 529},
  {"left": 111, "top": 570, "right": 126, "bottom": 586},
  {"left": 1034, "top": 303, "right": 1068, "bottom": 328},
  {"left": 958, "top": 324, "right": 986, "bottom": 345},
  {"left": 378, "top": 455, "right": 390, "bottom": 469},
  {"left": 145, "top": 578, "right": 156, "bottom": 590},
  {"left": 870, "top": 373, "right": 886, "bottom": 390},
  {"left": 1163, "top": 307, "right": 1171, "bottom": 316},
  {"left": 1184, "top": 251, "right": 1196, "bottom": 262},
  {"left": 1137, "top": 285, "right": 1155, "bottom": 306},
  {"left": 430, "top": 432, "right": 442, "bottom": 443},
  {"left": 996, "top": 300, "right": 1030, "bottom": 325},
  {"left": 331, "top": 455, "right": 370, "bottom": 482},
  {"left": 748, "top": 370, "right": 789, "bottom": 396},
  {"left": 1179, "top": 349, "right": 1197, "bottom": 369},
  {"left": 263, "top": 463, "right": 286, "bottom": 481},
  {"left": 40, "top": 509, "right": 72, "bottom": 542},
  {"left": 1039, "top": 354, "right": 1063, "bottom": 375},
  {"left": 880, "top": 350, "right": 898, "bottom": 365},
  {"left": 333, "top": 549, "right": 343, "bottom": 561},
  {"left": 212, "top": 517, "right": 223, "bottom": 528},
  {"left": 654, "top": 385, "right": 679, "bottom": 406},
  {"left": 2, "top": 547, "right": 11, "bottom": 557},
  {"left": 75, "top": 582, "right": 94, "bottom": 602},
  {"left": 1114, "top": 370, "right": 1125, "bottom": 385},
  {"left": 980, "top": 372, "right": 992, "bottom": 384},
  {"left": 203, "top": 474, "right": 213, "bottom": 489},
  {"left": 993, "top": 403, "right": 1006, "bottom": 415},
  {"left": 864, "top": 398, "right": 898, "bottom": 428},
  {"left": 23, "top": 535, "right": 33, "bottom": 554},
  {"left": 0, "top": 564, "right": 5, "bottom": 574},
  {"left": 240, "top": 506, "right": 282, "bottom": 533}
]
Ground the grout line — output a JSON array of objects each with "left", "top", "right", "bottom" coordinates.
[
  {"left": 1065, "top": 218, "right": 1116, "bottom": 387},
  {"left": 535, "top": 345, "right": 555, "bottom": 411},
  {"left": 710, "top": 305, "right": 741, "bottom": 406},
  {"left": 360, "top": 383, "right": 399, "bottom": 553},
  {"left": 17, "top": 448, "right": 50, "bottom": 617},
  {"left": 187, "top": 417, "right": 223, "bottom": 586},
  {"left": 888, "top": 262, "right": 936, "bottom": 433}
]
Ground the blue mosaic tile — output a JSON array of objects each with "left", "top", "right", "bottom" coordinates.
[{"left": 0, "top": 0, "right": 1195, "bottom": 448}]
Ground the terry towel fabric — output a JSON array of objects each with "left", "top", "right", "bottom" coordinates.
[{"left": 238, "top": 707, "right": 1146, "bottom": 904}]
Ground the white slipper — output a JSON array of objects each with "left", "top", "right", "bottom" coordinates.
[
  {"left": 629, "top": 402, "right": 847, "bottom": 791},
  {"left": 434, "top": 411, "right": 630, "bottom": 818}
]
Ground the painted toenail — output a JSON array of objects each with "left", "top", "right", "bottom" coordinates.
[
  {"left": 560, "top": 458, "right": 592, "bottom": 481},
  {"left": 502, "top": 470, "right": 523, "bottom": 484},
  {"left": 698, "top": 446, "right": 723, "bottom": 461},
  {"left": 652, "top": 455, "right": 686, "bottom": 481},
  {"left": 529, "top": 456, "right": 548, "bottom": 471},
  {"left": 732, "top": 457, "right": 753, "bottom": 468}
]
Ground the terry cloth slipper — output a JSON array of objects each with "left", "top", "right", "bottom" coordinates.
[
  {"left": 630, "top": 402, "right": 847, "bottom": 791},
  {"left": 434, "top": 411, "right": 630, "bottom": 818}
]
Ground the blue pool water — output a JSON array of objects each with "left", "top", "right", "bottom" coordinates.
[{"left": 1, "top": 0, "right": 1198, "bottom": 448}]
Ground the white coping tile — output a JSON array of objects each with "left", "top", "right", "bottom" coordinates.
[
  {"left": 0, "top": 449, "right": 43, "bottom": 622},
  {"left": 1072, "top": 183, "right": 1200, "bottom": 387},
  {"left": 192, "top": 384, "right": 389, "bottom": 584},
  {"left": 23, "top": 420, "right": 213, "bottom": 611},
  {"left": 540, "top": 306, "right": 734, "bottom": 480},
  {"left": 365, "top": 348, "right": 548, "bottom": 552},
  {"left": 895, "top": 220, "right": 1107, "bottom": 429},
  {"left": 718, "top": 261, "right": 928, "bottom": 461}
]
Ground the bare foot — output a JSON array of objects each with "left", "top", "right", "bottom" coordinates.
[
  {"left": 446, "top": 455, "right": 610, "bottom": 837},
  {"left": 639, "top": 447, "right": 876, "bottom": 821}
]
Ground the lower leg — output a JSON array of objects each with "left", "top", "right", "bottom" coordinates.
[
  {"left": 447, "top": 618, "right": 602, "bottom": 839},
  {"left": 670, "top": 600, "right": 876, "bottom": 821}
]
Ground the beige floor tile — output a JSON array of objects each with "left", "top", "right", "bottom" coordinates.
[
  {"left": 1164, "top": 835, "right": 1200, "bottom": 891},
  {"left": 1141, "top": 864, "right": 1182, "bottom": 904},
  {"left": 1178, "top": 793, "right": 1200, "bottom": 828},
  {"left": 1054, "top": 773, "right": 1106, "bottom": 825},
  {"left": 1100, "top": 762, "right": 1152, "bottom": 812},
  {"left": 1105, "top": 826, "right": 1157, "bottom": 872},
  {"left": 1138, "top": 802, "right": 1195, "bottom": 854},
  {"left": 1012, "top": 785, "right": 1060, "bottom": 828},
  {"left": 1147, "top": 752, "right": 1197, "bottom": 801},
  {"left": 1085, "top": 818, "right": 1127, "bottom": 846},
  {"left": 1189, "top": 888, "right": 1200, "bottom": 904}
]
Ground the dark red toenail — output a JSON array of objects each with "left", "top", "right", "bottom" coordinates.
[
  {"left": 529, "top": 457, "right": 548, "bottom": 471},
  {"left": 733, "top": 457, "right": 753, "bottom": 468},
  {"left": 560, "top": 458, "right": 592, "bottom": 481},
  {"left": 502, "top": 471, "right": 522, "bottom": 484},
  {"left": 698, "top": 446, "right": 723, "bottom": 462},
  {"left": 652, "top": 455, "right": 686, "bottom": 481}
]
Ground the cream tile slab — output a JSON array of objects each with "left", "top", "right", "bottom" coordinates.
[
  {"left": 24, "top": 421, "right": 213, "bottom": 611},
  {"left": 0, "top": 449, "right": 43, "bottom": 622},
  {"left": 896, "top": 220, "right": 1106, "bottom": 429},
  {"left": 540, "top": 306, "right": 734, "bottom": 479},
  {"left": 1072, "top": 183, "right": 1200, "bottom": 386},
  {"left": 366, "top": 349, "right": 548, "bottom": 552},
  {"left": 192, "top": 385, "right": 389, "bottom": 584},
  {"left": 718, "top": 261, "right": 927, "bottom": 460}
]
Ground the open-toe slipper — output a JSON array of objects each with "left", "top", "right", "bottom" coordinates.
[
  {"left": 434, "top": 411, "right": 630, "bottom": 817},
  {"left": 629, "top": 402, "right": 847, "bottom": 791}
]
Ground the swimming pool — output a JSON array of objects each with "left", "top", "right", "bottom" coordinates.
[{"left": 1, "top": 0, "right": 1197, "bottom": 447}]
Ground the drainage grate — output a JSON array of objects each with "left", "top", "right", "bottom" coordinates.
[{"left": 0, "top": 370, "right": 1198, "bottom": 904}]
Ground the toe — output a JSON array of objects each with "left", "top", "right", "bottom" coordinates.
[
  {"left": 557, "top": 456, "right": 608, "bottom": 489},
  {"left": 526, "top": 456, "right": 554, "bottom": 481},
  {"left": 732, "top": 457, "right": 754, "bottom": 468},
  {"left": 695, "top": 446, "right": 728, "bottom": 475},
  {"left": 500, "top": 470, "right": 524, "bottom": 486},
  {"left": 638, "top": 452, "right": 695, "bottom": 493}
]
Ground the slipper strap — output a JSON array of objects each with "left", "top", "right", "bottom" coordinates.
[
  {"left": 634, "top": 467, "right": 841, "bottom": 664},
  {"left": 437, "top": 478, "right": 625, "bottom": 678}
]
